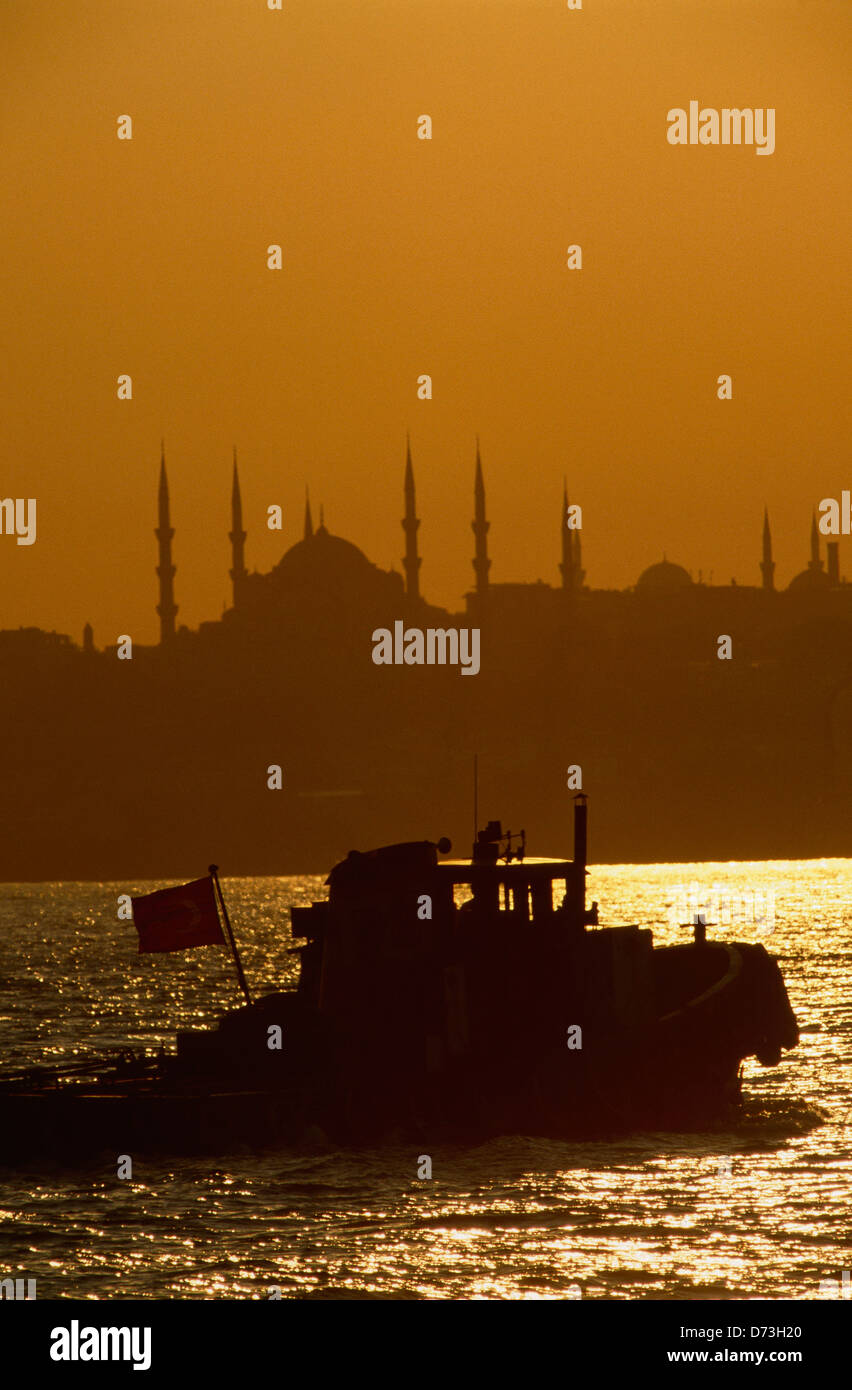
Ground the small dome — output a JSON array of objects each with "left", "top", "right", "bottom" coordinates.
[
  {"left": 636, "top": 559, "right": 693, "bottom": 592},
  {"left": 786, "top": 566, "right": 831, "bottom": 593}
]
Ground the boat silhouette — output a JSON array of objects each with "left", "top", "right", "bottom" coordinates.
[{"left": 0, "top": 797, "right": 799, "bottom": 1159}]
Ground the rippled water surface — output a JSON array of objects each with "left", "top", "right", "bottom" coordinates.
[{"left": 0, "top": 863, "right": 849, "bottom": 1299}]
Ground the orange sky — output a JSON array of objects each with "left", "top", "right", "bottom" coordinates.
[{"left": 1, "top": 0, "right": 850, "bottom": 644}]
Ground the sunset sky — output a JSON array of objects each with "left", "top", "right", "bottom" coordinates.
[{"left": 2, "top": 0, "right": 849, "bottom": 645}]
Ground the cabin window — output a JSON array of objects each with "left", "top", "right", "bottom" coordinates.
[
  {"left": 530, "top": 883, "right": 552, "bottom": 920},
  {"left": 551, "top": 879, "right": 567, "bottom": 911}
]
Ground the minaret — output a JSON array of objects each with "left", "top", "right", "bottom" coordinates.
[
  {"left": 760, "top": 507, "right": 775, "bottom": 591},
  {"left": 229, "top": 447, "right": 247, "bottom": 608},
  {"left": 574, "top": 527, "right": 585, "bottom": 588},
  {"left": 156, "top": 444, "right": 177, "bottom": 644},
  {"left": 560, "top": 482, "right": 585, "bottom": 592},
  {"left": 304, "top": 487, "right": 313, "bottom": 540},
  {"left": 827, "top": 541, "right": 840, "bottom": 585},
  {"left": 808, "top": 511, "right": 823, "bottom": 573},
  {"left": 559, "top": 481, "right": 576, "bottom": 591},
  {"left": 472, "top": 439, "right": 490, "bottom": 602},
  {"left": 402, "top": 434, "right": 421, "bottom": 603},
  {"left": 560, "top": 482, "right": 573, "bottom": 591}
]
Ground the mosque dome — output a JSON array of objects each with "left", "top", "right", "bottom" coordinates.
[
  {"left": 259, "top": 523, "right": 404, "bottom": 614},
  {"left": 272, "top": 524, "right": 373, "bottom": 583},
  {"left": 786, "top": 566, "right": 830, "bottom": 594},
  {"left": 636, "top": 559, "right": 693, "bottom": 593}
]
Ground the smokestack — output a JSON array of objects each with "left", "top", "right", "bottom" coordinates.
[
  {"left": 573, "top": 793, "right": 587, "bottom": 870},
  {"left": 827, "top": 541, "right": 840, "bottom": 586}
]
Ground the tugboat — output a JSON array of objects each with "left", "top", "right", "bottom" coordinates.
[{"left": 0, "top": 796, "right": 799, "bottom": 1159}]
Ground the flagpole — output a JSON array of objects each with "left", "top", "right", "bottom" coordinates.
[{"left": 208, "top": 864, "right": 253, "bottom": 1006}]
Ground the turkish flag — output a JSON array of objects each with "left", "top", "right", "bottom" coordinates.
[{"left": 132, "top": 876, "right": 225, "bottom": 954}]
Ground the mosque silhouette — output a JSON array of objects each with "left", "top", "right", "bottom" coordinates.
[
  {"left": 139, "top": 438, "right": 844, "bottom": 656},
  {"left": 2, "top": 440, "right": 851, "bottom": 880}
]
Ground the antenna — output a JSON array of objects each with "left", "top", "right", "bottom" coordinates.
[{"left": 473, "top": 753, "right": 479, "bottom": 844}]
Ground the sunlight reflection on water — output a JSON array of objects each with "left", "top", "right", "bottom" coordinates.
[{"left": 0, "top": 862, "right": 848, "bottom": 1300}]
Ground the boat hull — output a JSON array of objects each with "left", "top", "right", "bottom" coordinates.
[{"left": 0, "top": 936, "right": 798, "bottom": 1159}]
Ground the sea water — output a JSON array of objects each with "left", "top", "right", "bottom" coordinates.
[{"left": 0, "top": 862, "right": 848, "bottom": 1300}]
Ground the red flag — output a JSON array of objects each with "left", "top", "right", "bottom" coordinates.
[{"left": 132, "top": 876, "right": 225, "bottom": 954}]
